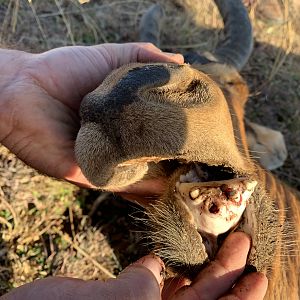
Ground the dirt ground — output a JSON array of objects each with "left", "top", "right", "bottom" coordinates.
[{"left": 0, "top": 0, "right": 299, "bottom": 294}]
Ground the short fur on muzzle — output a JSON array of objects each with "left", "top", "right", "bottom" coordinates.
[{"left": 75, "top": 63, "right": 252, "bottom": 190}]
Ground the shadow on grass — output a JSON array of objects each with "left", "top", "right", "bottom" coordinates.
[
  {"left": 80, "top": 190, "right": 150, "bottom": 271},
  {"left": 0, "top": 237, "right": 12, "bottom": 295}
]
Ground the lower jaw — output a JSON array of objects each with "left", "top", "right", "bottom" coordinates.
[
  {"left": 176, "top": 163, "right": 257, "bottom": 259},
  {"left": 143, "top": 162, "right": 257, "bottom": 279}
]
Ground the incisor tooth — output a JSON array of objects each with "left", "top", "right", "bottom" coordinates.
[{"left": 189, "top": 188, "right": 200, "bottom": 200}]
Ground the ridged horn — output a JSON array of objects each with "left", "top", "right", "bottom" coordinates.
[
  {"left": 185, "top": 0, "right": 253, "bottom": 70},
  {"left": 139, "top": 1, "right": 253, "bottom": 71},
  {"left": 212, "top": 0, "right": 253, "bottom": 70}
]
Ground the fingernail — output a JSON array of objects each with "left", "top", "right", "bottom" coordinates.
[
  {"left": 162, "top": 52, "right": 184, "bottom": 64},
  {"left": 163, "top": 52, "right": 180, "bottom": 57},
  {"left": 135, "top": 254, "right": 165, "bottom": 285}
]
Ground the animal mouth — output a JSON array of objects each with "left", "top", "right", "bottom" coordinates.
[{"left": 176, "top": 163, "right": 257, "bottom": 258}]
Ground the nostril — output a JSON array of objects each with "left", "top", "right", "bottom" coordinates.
[{"left": 209, "top": 203, "right": 219, "bottom": 214}]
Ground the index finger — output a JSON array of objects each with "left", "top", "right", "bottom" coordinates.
[
  {"left": 98, "top": 43, "right": 184, "bottom": 69},
  {"left": 173, "top": 232, "right": 251, "bottom": 300}
]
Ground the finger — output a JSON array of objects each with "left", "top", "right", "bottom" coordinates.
[
  {"left": 2, "top": 255, "right": 164, "bottom": 300},
  {"left": 101, "top": 43, "right": 184, "bottom": 68},
  {"left": 162, "top": 277, "right": 190, "bottom": 300},
  {"left": 219, "top": 272, "right": 268, "bottom": 300},
  {"left": 173, "top": 232, "right": 250, "bottom": 300},
  {"left": 0, "top": 277, "right": 95, "bottom": 300},
  {"left": 105, "top": 254, "right": 165, "bottom": 300},
  {"left": 33, "top": 43, "right": 183, "bottom": 112},
  {"left": 115, "top": 177, "right": 168, "bottom": 205},
  {"left": 64, "top": 161, "right": 167, "bottom": 198},
  {"left": 134, "top": 42, "right": 184, "bottom": 64},
  {"left": 192, "top": 232, "right": 250, "bottom": 299},
  {"left": 63, "top": 163, "right": 96, "bottom": 188}
]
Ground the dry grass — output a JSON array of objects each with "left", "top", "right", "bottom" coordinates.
[
  {"left": 0, "top": 146, "right": 117, "bottom": 292},
  {"left": 0, "top": 0, "right": 299, "bottom": 295}
]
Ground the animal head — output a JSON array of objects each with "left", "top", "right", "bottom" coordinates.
[
  {"left": 76, "top": 62, "right": 253, "bottom": 190},
  {"left": 75, "top": 0, "right": 285, "bottom": 279},
  {"left": 75, "top": 0, "right": 286, "bottom": 190}
]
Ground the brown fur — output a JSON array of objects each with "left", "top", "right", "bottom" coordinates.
[
  {"left": 200, "top": 64, "right": 300, "bottom": 299},
  {"left": 75, "top": 0, "right": 300, "bottom": 297},
  {"left": 76, "top": 63, "right": 252, "bottom": 189},
  {"left": 75, "top": 61, "right": 300, "bottom": 299}
]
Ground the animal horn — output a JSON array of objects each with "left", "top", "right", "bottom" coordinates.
[
  {"left": 139, "top": 4, "right": 164, "bottom": 46},
  {"left": 211, "top": 0, "right": 253, "bottom": 70},
  {"left": 185, "top": 0, "right": 253, "bottom": 71},
  {"left": 139, "top": 1, "right": 252, "bottom": 69},
  {"left": 139, "top": 4, "right": 216, "bottom": 65}
]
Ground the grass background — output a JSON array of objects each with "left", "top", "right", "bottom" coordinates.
[{"left": 0, "top": 0, "right": 299, "bottom": 294}]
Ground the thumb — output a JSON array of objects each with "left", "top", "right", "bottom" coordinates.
[
  {"left": 105, "top": 254, "right": 165, "bottom": 300},
  {"left": 1, "top": 255, "right": 165, "bottom": 300},
  {"left": 96, "top": 43, "right": 184, "bottom": 70}
]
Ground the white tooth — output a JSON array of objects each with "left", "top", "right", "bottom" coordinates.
[
  {"left": 219, "top": 206, "right": 226, "bottom": 216},
  {"left": 242, "top": 180, "right": 257, "bottom": 201},
  {"left": 245, "top": 180, "right": 258, "bottom": 191},
  {"left": 189, "top": 188, "right": 200, "bottom": 200},
  {"left": 182, "top": 179, "right": 257, "bottom": 238}
]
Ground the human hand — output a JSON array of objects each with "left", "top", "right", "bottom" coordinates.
[
  {"left": 1, "top": 232, "right": 268, "bottom": 300},
  {"left": 0, "top": 43, "right": 183, "bottom": 195}
]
